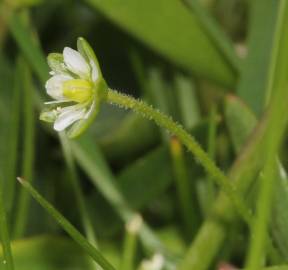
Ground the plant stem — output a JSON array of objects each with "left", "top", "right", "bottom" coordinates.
[
  {"left": 59, "top": 133, "right": 99, "bottom": 269},
  {"left": 106, "top": 88, "right": 252, "bottom": 226},
  {"left": 0, "top": 177, "right": 14, "bottom": 270},
  {"left": 17, "top": 177, "right": 115, "bottom": 270}
]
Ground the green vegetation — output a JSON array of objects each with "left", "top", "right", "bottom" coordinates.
[{"left": 1, "top": 0, "right": 288, "bottom": 269}]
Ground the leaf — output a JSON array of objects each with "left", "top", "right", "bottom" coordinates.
[
  {"left": 0, "top": 236, "right": 92, "bottom": 270},
  {"left": 85, "top": 0, "right": 237, "bottom": 87},
  {"left": 118, "top": 145, "right": 173, "bottom": 209},
  {"left": 224, "top": 95, "right": 257, "bottom": 154},
  {"left": 237, "top": 0, "right": 280, "bottom": 115},
  {"left": 224, "top": 95, "right": 288, "bottom": 260}
]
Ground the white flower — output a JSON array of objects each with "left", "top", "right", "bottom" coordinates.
[
  {"left": 40, "top": 38, "right": 107, "bottom": 138},
  {"left": 139, "top": 254, "right": 164, "bottom": 270}
]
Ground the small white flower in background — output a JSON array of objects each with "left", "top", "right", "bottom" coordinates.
[
  {"left": 139, "top": 254, "right": 165, "bottom": 270},
  {"left": 40, "top": 37, "right": 107, "bottom": 138}
]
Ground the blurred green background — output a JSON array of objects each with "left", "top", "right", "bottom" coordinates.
[{"left": 1, "top": 0, "right": 288, "bottom": 269}]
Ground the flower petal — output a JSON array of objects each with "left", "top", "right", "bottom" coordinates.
[
  {"left": 63, "top": 47, "right": 90, "bottom": 78},
  {"left": 53, "top": 105, "right": 86, "bottom": 131},
  {"left": 45, "top": 74, "right": 72, "bottom": 100}
]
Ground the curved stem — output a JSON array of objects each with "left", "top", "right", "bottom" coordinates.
[{"left": 106, "top": 88, "right": 252, "bottom": 225}]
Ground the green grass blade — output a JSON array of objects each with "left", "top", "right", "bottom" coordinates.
[
  {"left": 8, "top": 13, "right": 49, "bottom": 83},
  {"left": 0, "top": 236, "right": 94, "bottom": 269},
  {"left": 182, "top": 0, "right": 240, "bottom": 72},
  {"left": 85, "top": 0, "right": 236, "bottom": 87},
  {"left": 71, "top": 135, "right": 174, "bottom": 258},
  {"left": 245, "top": 0, "right": 288, "bottom": 268},
  {"left": 0, "top": 176, "right": 14, "bottom": 270},
  {"left": 237, "top": 0, "right": 280, "bottom": 115},
  {"left": 170, "top": 137, "right": 200, "bottom": 239},
  {"left": 174, "top": 74, "right": 200, "bottom": 131},
  {"left": 13, "top": 58, "right": 35, "bottom": 238},
  {"left": 59, "top": 133, "right": 99, "bottom": 270},
  {"left": 6, "top": 58, "right": 22, "bottom": 213},
  {"left": 17, "top": 178, "right": 116, "bottom": 270}
]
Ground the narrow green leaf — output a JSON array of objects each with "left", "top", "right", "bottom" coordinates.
[
  {"left": 8, "top": 13, "right": 49, "bottom": 83},
  {"left": 170, "top": 137, "right": 200, "bottom": 239},
  {"left": 59, "top": 133, "right": 99, "bottom": 270},
  {"left": 0, "top": 176, "right": 14, "bottom": 270},
  {"left": 17, "top": 178, "right": 116, "bottom": 270},
  {"left": 118, "top": 145, "right": 173, "bottom": 209},
  {"left": 6, "top": 58, "right": 22, "bottom": 212},
  {"left": 85, "top": 0, "right": 236, "bottom": 86},
  {"left": 245, "top": 1, "right": 288, "bottom": 267},
  {"left": 225, "top": 95, "right": 257, "bottom": 153},
  {"left": 0, "top": 236, "right": 92, "bottom": 270},
  {"left": 237, "top": 0, "right": 280, "bottom": 115},
  {"left": 13, "top": 58, "right": 35, "bottom": 239},
  {"left": 182, "top": 0, "right": 240, "bottom": 71},
  {"left": 174, "top": 74, "right": 200, "bottom": 131},
  {"left": 71, "top": 135, "right": 175, "bottom": 259}
]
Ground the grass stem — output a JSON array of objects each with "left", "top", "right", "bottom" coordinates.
[{"left": 17, "top": 177, "right": 116, "bottom": 270}]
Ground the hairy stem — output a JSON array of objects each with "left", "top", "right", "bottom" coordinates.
[{"left": 106, "top": 88, "right": 252, "bottom": 225}]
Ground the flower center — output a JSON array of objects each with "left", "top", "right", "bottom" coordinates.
[{"left": 63, "top": 79, "right": 93, "bottom": 103}]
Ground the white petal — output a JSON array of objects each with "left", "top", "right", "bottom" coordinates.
[
  {"left": 45, "top": 74, "right": 72, "bottom": 100},
  {"left": 90, "top": 60, "right": 99, "bottom": 82},
  {"left": 44, "top": 100, "right": 71, "bottom": 105},
  {"left": 54, "top": 105, "right": 86, "bottom": 131},
  {"left": 63, "top": 47, "right": 90, "bottom": 78}
]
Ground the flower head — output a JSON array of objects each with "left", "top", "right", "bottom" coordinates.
[{"left": 40, "top": 37, "right": 107, "bottom": 138}]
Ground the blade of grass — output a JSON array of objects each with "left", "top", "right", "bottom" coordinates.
[
  {"left": 245, "top": 1, "right": 288, "bottom": 267},
  {"left": 85, "top": 0, "right": 236, "bottom": 87},
  {"left": 13, "top": 58, "right": 35, "bottom": 238},
  {"left": 59, "top": 133, "right": 99, "bottom": 270},
  {"left": 205, "top": 104, "right": 217, "bottom": 207},
  {"left": 0, "top": 176, "right": 14, "bottom": 270},
  {"left": 225, "top": 95, "right": 288, "bottom": 263},
  {"left": 182, "top": 0, "right": 240, "bottom": 72},
  {"left": 71, "top": 136, "right": 177, "bottom": 260},
  {"left": 237, "top": 0, "right": 280, "bottom": 115},
  {"left": 7, "top": 13, "right": 49, "bottom": 83},
  {"left": 170, "top": 137, "right": 200, "bottom": 239},
  {"left": 6, "top": 57, "right": 22, "bottom": 213},
  {"left": 174, "top": 74, "right": 200, "bottom": 131},
  {"left": 17, "top": 177, "right": 116, "bottom": 270}
]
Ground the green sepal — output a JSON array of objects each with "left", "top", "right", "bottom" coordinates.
[
  {"left": 47, "top": 53, "right": 68, "bottom": 75},
  {"left": 39, "top": 109, "right": 57, "bottom": 123},
  {"left": 77, "top": 37, "right": 102, "bottom": 78}
]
